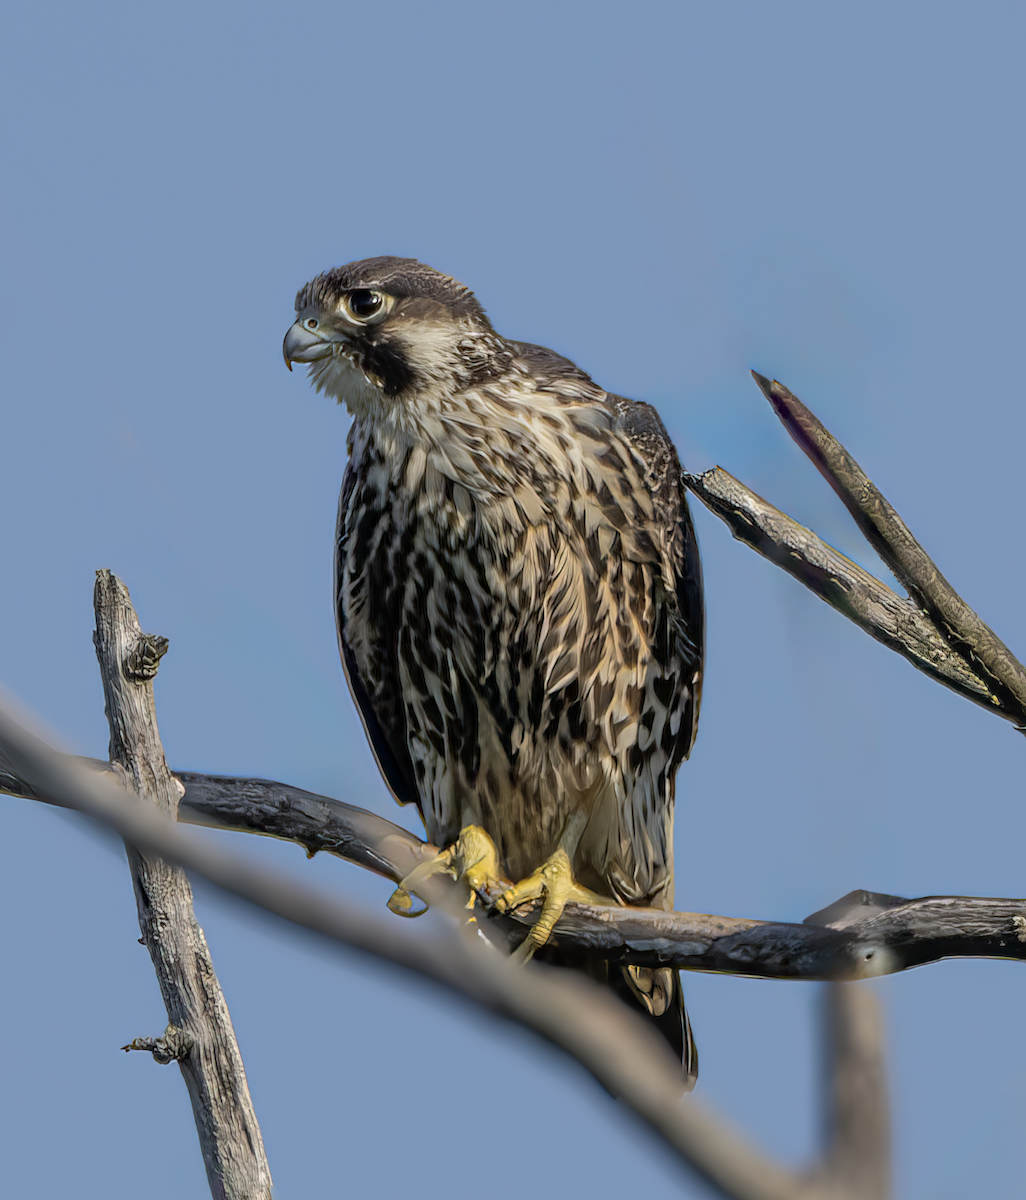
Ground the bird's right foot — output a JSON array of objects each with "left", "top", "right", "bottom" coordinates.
[{"left": 386, "top": 825, "right": 507, "bottom": 917}]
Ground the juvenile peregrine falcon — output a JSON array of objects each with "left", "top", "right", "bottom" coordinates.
[{"left": 284, "top": 257, "right": 704, "bottom": 1082}]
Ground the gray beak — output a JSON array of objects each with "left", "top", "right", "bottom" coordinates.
[{"left": 283, "top": 320, "right": 333, "bottom": 371}]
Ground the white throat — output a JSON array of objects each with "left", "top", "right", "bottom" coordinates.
[{"left": 307, "top": 351, "right": 386, "bottom": 419}]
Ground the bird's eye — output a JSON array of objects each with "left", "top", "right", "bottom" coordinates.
[
  {"left": 305, "top": 317, "right": 318, "bottom": 330},
  {"left": 347, "top": 289, "right": 384, "bottom": 321}
]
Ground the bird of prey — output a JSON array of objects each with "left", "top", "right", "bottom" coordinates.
[{"left": 283, "top": 257, "right": 704, "bottom": 1082}]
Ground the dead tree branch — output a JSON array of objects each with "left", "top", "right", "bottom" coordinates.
[
  {"left": 92, "top": 570, "right": 272, "bottom": 1200},
  {"left": 3, "top": 754, "right": 1024, "bottom": 978},
  {"left": 685, "top": 373, "right": 1026, "bottom": 728},
  {"left": 11, "top": 375, "right": 1024, "bottom": 1200}
]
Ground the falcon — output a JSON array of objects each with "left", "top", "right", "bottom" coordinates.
[{"left": 283, "top": 258, "right": 704, "bottom": 1083}]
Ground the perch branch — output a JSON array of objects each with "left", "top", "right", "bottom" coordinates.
[
  {"left": 92, "top": 570, "right": 272, "bottom": 1200},
  {"left": 3, "top": 754, "right": 1024, "bottom": 979},
  {"left": 0, "top": 692, "right": 888, "bottom": 1200}
]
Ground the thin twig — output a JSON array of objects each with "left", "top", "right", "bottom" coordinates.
[{"left": 92, "top": 571, "right": 272, "bottom": 1200}]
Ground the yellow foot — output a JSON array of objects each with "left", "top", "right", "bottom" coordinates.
[
  {"left": 386, "top": 825, "right": 507, "bottom": 918},
  {"left": 493, "top": 848, "right": 601, "bottom": 962}
]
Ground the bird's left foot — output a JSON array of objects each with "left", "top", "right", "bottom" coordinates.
[
  {"left": 387, "top": 825, "right": 507, "bottom": 918},
  {"left": 494, "top": 849, "right": 605, "bottom": 962}
]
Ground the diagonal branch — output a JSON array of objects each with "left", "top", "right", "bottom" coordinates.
[{"left": 683, "top": 466, "right": 1001, "bottom": 717}]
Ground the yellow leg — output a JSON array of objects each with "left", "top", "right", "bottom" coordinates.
[
  {"left": 387, "top": 817, "right": 605, "bottom": 964},
  {"left": 492, "top": 813, "right": 605, "bottom": 962}
]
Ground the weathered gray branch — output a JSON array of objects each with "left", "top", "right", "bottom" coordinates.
[
  {"left": 685, "top": 373, "right": 1026, "bottom": 729},
  {"left": 4, "top": 754, "right": 1024, "bottom": 979},
  {"left": 0, "top": 690, "right": 887, "bottom": 1200},
  {"left": 92, "top": 571, "right": 272, "bottom": 1200},
  {"left": 173, "top": 775, "right": 1026, "bottom": 981},
  {"left": 14, "top": 372, "right": 1021, "bottom": 1200}
]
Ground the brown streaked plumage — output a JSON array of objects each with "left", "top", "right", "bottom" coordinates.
[{"left": 284, "top": 257, "right": 704, "bottom": 1083}]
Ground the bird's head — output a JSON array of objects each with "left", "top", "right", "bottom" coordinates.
[{"left": 283, "top": 257, "right": 501, "bottom": 417}]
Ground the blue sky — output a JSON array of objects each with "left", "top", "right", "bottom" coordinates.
[{"left": 2, "top": 4, "right": 1025, "bottom": 1197}]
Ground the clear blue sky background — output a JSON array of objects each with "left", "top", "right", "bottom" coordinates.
[{"left": 2, "top": 4, "right": 1024, "bottom": 1197}]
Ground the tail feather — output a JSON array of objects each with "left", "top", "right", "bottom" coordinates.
[{"left": 610, "top": 966, "right": 698, "bottom": 1091}]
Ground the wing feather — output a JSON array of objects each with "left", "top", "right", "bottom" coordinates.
[
  {"left": 610, "top": 394, "right": 705, "bottom": 763},
  {"left": 335, "top": 463, "right": 421, "bottom": 810}
]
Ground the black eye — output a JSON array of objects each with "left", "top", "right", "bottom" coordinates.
[{"left": 348, "top": 289, "right": 383, "bottom": 319}]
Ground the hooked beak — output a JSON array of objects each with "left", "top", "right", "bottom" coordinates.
[{"left": 283, "top": 320, "right": 335, "bottom": 372}]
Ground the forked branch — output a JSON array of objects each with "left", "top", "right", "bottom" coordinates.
[{"left": 684, "top": 373, "right": 1026, "bottom": 728}]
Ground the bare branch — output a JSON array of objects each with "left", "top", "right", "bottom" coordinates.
[
  {"left": 91, "top": 570, "right": 272, "bottom": 1200},
  {"left": 751, "top": 372, "right": 1026, "bottom": 724},
  {"left": 4, "top": 754, "right": 1025, "bottom": 979},
  {"left": 545, "top": 889, "right": 1026, "bottom": 978},
  {"left": 151, "top": 778, "right": 1026, "bottom": 982},
  {"left": 177, "top": 769, "right": 430, "bottom": 883}
]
